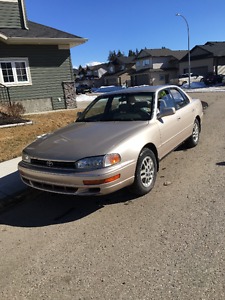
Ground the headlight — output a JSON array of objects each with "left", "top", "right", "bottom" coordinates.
[
  {"left": 22, "top": 152, "right": 31, "bottom": 163},
  {"left": 75, "top": 153, "right": 121, "bottom": 170}
]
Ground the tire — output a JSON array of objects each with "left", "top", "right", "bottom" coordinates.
[
  {"left": 129, "top": 148, "right": 157, "bottom": 196},
  {"left": 186, "top": 119, "right": 200, "bottom": 148}
]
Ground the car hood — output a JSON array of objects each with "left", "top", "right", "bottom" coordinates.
[{"left": 25, "top": 121, "right": 149, "bottom": 161}]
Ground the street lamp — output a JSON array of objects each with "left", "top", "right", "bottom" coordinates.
[{"left": 176, "top": 13, "right": 191, "bottom": 88}]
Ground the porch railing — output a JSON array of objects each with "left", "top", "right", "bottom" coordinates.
[{"left": 0, "top": 83, "right": 11, "bottom": 106}]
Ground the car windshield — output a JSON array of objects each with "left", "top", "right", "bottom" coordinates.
[{"left": 76, "top": 92, "right": 154, "bottom": 122}]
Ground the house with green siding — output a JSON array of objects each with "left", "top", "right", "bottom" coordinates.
[{"left": 0, "top": 0, "right": 87, "bottom": 113}]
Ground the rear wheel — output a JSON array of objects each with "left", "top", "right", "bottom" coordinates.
[
  {"left": 129, "top": 148, "right": 157, "bottom": 196},
  {"left": 186, "top": 118, "right": 200, "bottom": 148}
]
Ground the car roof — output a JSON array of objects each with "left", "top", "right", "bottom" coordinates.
[{"left": 98, "top": 85, "right": 178, "bottom": 96}]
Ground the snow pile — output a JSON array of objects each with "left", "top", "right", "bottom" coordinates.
[
  {"left": 92, "top": 85, "right": 124, "bottom": 93},
  {"left": 182, "top": 82, "right": 225, "bottom": 92},
  {"left": 76, "top": 86, "right": 124, "bottom": 104},
  {"left": 76, "top": 93, "right": 97, "bottom": 102}
]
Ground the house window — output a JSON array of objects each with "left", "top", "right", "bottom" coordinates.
[
  {"left": 0, "top": 58, "right": 31, "bottom": 86},
  {"left": 143, "top": 59, "right": 150, "bottom": 66},
  {"left": 109, "top": 66, "right": 114, "bottom": 73}
]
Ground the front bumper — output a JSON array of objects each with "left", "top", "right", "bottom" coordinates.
[{"left": 18, "top": 160, "right": 135, "bottom": 196}]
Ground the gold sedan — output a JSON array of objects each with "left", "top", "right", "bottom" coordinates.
[{"left": 18, "top": 85, "right": 203, "bottom": 196}]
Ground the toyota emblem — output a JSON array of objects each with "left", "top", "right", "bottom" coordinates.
[{"left": 46, "top": 161, "right": 54, "bottom": 167}]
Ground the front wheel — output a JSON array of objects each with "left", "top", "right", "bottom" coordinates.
[
  {"left": 129, "top": 148, "right": 157, "bottom": 196},
  {"left": 186, "top": 119, "right": 200, "bottom": 148}
]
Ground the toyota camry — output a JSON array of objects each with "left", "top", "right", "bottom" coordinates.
[{"left": 18, "top": 85, "right": 203, "bottom": 196}]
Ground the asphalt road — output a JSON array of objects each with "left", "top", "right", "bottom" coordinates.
[{"left": 0, "top": 92, "right": 225, "bottom": 300}]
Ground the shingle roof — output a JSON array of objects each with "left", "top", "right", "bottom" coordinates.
[
  {"left": 171, "top": 50, "right": 188, "bottom": 60},
  {"left": 199, "top": 41, "right": 225, "bottom": 56},
  {"left": 115, "top": 56, "right": 136, "bottom": 64},
  {"left": 138, "top": 48, "right": 187, "bottom": 60},
  {"left": 104, "top": 67, "right": 136, "bottom": 77},
  {"left": 180, "top": 41, "right": 225, "bottom": 62},
  {"left": 142, "top": 48, "right": 174, "bottom": 56},
  {"left": 0, "top": 21, "right": 87, "bottom": 47},
  {"left": 88, "top": 63, "right": 108, "bottom": 71}
]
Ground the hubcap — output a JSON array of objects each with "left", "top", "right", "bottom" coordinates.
[{"left": 140, "top": 156, "right": 154, "bottom": 188}]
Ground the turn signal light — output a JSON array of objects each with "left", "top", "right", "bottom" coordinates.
[
  {"left": 83, "top": 174, "right": 121, "bottom": 185},
  {"left": 105, "top": 153, "right": 121, "bottom": 166}
]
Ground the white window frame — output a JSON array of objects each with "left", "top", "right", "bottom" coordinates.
[{"left": 0, "top": 57, "right": 32, "bottom": 87}]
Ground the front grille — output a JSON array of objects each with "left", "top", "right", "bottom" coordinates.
[
  {"left": 22, "top": 177, "right": 78, "bottom": 194},
  {"left": 31, "top": 158, "right": 75, "bottom": 169}
]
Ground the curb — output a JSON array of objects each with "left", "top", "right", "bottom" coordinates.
[
  {"left": 0, "top": 157, "right": 28, "bottom": 210},
  {"left": 0, "top": 121, "right": 33, "bottom": 129}
]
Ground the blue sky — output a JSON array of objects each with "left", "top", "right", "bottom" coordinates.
[{"left": 25, "top": 0, "right": 225, "bottom": 68}]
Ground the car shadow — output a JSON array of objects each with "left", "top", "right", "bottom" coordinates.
[
  {"left": 0, "top": 188, "right": 140, "bottom": 228},
  {"left": 216, "top": 161, "right": 225, "bottom": 166}
]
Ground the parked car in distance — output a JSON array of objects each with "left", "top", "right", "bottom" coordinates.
[
  {"left": 76, "top": 84, "right": 92, "bottom": 94},
  {"left": 203, "top": 73, "right": 223, "bottom": 85},
  {"left": 222, "top": 75, "right": 225, "bottom": 85},
  {"left": 18, "top": 85, "right": 203, "bottom": 197},
  {"left": 170, "top": 73, "right": 204, "bottom": 86}
]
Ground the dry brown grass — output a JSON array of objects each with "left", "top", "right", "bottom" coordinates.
[{"left": 0, "top": 109, "right": 82, "bottom": 162}]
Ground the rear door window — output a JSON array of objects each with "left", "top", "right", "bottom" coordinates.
[{"left": 170, "top": 88, "right": 190, "bottom": 110}]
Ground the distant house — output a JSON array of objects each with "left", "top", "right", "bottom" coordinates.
[
  {"left": 103, "top": 56, "right": 136, "bottom": 87},
  {"left": 131, "top": 48, "right": 187, "bottom": 86},
  {"left": 73, "top": 68, "right": 79, "bottom": 80},
  {"left": 75, "top": 63, "right": 108, "bottom": 88},
  {"left": 87, "top": 64, "right": 108, "bottom": 78},
  {"left": 0, "top": 0, "right": 87, "bottom": 113},
  {"left": 179, "top": 41, "right": 225, "bottom": 76}
]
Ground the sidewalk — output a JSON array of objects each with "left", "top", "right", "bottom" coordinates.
[
  {"left": 0, "top": 101, "right": 93, "bottom": 210},
  {"left": 0, "top": 157, "right": 27, "bottom": 209}
]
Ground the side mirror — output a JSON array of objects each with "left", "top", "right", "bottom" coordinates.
[
  {"left": 157, "top": 107, "right": 175, "bottom": 119},
  {"left": 75, "top": 111, "right": 83, "bottom": 121},
  {"left": 77, "top": 111, "right": 82, "bottom": 118}
]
